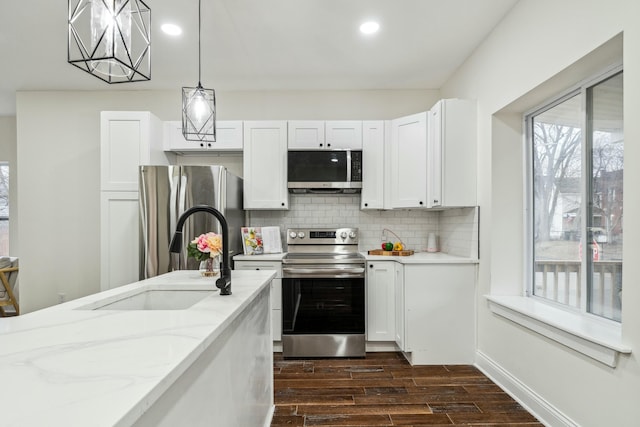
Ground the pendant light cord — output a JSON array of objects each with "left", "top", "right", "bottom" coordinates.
[{"left": 198, "top": 0, "right": 202, "bottom": 86}]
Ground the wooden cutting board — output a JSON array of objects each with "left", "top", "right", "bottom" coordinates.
[{"left": 368, "top": 249, "right": 415, "bottom": 256}]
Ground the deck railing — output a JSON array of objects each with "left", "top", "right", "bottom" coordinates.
[{"left": 534, "top": 260, "right": 622, "bottom": 320}]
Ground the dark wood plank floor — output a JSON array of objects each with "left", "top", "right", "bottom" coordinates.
[{"left": 272, "top": 352, "right": 543, "bottom": 427}]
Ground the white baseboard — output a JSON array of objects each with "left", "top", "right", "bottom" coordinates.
[{"left": 475, "top": 351, "right": 579, "bottom": 427}]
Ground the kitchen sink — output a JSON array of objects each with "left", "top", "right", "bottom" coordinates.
[{"left": 78, "top": 288, "right": 217, "bottom": 311}]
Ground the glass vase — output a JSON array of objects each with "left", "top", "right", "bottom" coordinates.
[{"left": 199, "top": 256, "right": 220, "bottom": 277}]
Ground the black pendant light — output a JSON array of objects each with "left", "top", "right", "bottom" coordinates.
[
  {"left": 68, "top": 0, "right": 151, "bottom": 83},
  {"left": 182, "top": 0, "right": 216, "bottom": 142}
]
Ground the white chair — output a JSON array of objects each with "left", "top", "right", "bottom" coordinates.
[{"left": 0, "top": 256, "right": 19, "bottom": 316}]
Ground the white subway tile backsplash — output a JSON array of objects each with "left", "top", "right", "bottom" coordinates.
[{"left": 247, "top": 195, "right": 478, "bottom": 257}]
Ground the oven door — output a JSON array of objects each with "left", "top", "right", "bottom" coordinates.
[{"left": 282, "top": 276, "right": 365, "bottom": 335}]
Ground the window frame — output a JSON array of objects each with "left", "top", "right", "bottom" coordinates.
[{"left": 524, "top": 64, "right": 623, "bottom": 324}]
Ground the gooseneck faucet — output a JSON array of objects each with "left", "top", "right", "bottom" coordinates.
[{"left": 169, "top": 205, "right": 232, "bottom": 295}]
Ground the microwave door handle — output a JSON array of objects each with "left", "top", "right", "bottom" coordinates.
[{"left": 347, "top": 150, "right": 352, "bottom": 182}]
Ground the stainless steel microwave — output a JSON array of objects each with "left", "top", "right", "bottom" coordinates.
[{"left": 287, "top": 150, "right": 362, "bottom": 193}]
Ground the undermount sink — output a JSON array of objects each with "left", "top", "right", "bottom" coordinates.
[{"left": 78, "top": 288, "right": 217, "bottom": 311}]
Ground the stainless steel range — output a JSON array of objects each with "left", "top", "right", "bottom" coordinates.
[{"left": 281, "top": 227, "right": 366, "bottom": 358}]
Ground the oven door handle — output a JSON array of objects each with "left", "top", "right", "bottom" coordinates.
[{"left": 283, "top": 267, "right": 365, "bottom": 278}]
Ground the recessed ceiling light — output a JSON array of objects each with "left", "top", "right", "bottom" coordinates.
[
  {"left": 161, "top": 23, "right": 182, "bottom": 36},
  {"left": 359, "top": 21, "right": 380, "bottom": 35}
]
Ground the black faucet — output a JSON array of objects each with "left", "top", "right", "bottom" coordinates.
[{"left": 169, "top": 205, "right": 232, "bottom": 295}]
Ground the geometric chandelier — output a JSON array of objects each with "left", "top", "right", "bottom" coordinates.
[
  {"left": 68, "top": 0, "right": 151, "bottom": 83},
  {"left": 182, "top": 0, "right": 216, "bottom": 142}
]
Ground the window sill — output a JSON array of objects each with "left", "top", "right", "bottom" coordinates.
[{"left": 486, "top": 295, "right": 631, "bottom": 368}]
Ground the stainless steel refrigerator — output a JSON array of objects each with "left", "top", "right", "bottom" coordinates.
[{"left": 139, "top": 165, "right": 244, "bottom": 279}]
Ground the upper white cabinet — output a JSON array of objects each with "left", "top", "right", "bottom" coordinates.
[
  {"left": 361, "top": 121, "right": 385, "bottom": 209},
  {"left": 325, "top": 121, "right": 362, "bottom": 149},
  {"left": 100, "top": 111, "right": 171, "bottom": 192},
  {"left": 427, "top": 99, "right": 477, "bottom": 208},
  {"left": 389, "top": 112, "right": 428, "bottom": 208},
  {"left": 164, "top": 120, "right": 243, "bottom": 152},
  {"left": 288, "top": 121, "right": 362, "bottom": 149},
  {"left": 287, "top": 121, "right": 324, "bottom": 149},
  {"left": 243, "top": 121, "right": 289, "bottom": 209}
]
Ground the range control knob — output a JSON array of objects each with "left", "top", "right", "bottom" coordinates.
[
  {"left": 289, "top": 231, "right": 298, "bottom": 239},
  {"left": 340, "top": 231, "right": 348, "bottom": 239},
  {"left": 349, "top": 231, "right": 357, "bottom": 239},
  {"left": 297, "top": 231, "right": 306, "bottom": 239}
]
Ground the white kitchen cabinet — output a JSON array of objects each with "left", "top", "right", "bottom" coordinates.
[
  {"left": 288, "top": 120, "right": 362, "bottom": 149},
  {"left": 394, "top": 262, "right": 405, "bottom": 350},
  {"left": 100, "top": 111, "right": 173, "bottom": 291},
  {"left": 100, "top": 111, "right": 171, "bottom": 192},
  {"left": 389, "top": 112, "right": 428, "bottom": 208},
  {"left": 243, "top": 121, "right": 289, "bottom": 209},
  {"left": 287, "top": 121, "right": 325, "bottom": 149},
  {"left": 366, "top": 261, "right": 397, "bottom": 341},
  {"left": 360, "top": 121, "right": 385, "bottom": 209},
  {"left": 163, "top": 120, "right": 243, "bottom": 152},
  {"left": 403, "top": 264, "right": 476, "bottom": 364},
  {"left": 100, "top": 192, "right": 140, "bottom": 291},
  {"left": 427, "top": 99, "right": 477, "bottom": 208},
  {"left": 234, "top": 260, "right": 283, "bottom": 341},
  {"left": 325, "top": 121, "right": 362, "bottom": 149}
]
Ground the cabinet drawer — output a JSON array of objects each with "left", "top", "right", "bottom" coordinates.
[{"left": 234, "top": 261, "right": 282, "bottom": 278}]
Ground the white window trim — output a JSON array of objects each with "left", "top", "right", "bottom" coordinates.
[
  {"left": 488, "top": 64, "right": 630, "bottom": 368},
  {"left": 486, "top": 294, "right": 630, "bottom": 367}
]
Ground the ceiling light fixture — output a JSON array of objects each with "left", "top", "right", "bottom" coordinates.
[
  {"left": 68, "top": 0, "right": 151, "bottom": 83},
  {"left": 161, "top": 23, "right": 182, "bottom": 36},
  {"left": 182, "top": 0, "right": 216, "bottom": 142},
  {"left": 359, "top": 21, "right": 380, "bottom": 35}
]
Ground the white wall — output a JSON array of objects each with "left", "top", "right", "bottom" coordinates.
[
  {"left": 15, "top": 89, "right": 439, "bottom": 313},
  {"left": 441, "top": 1, "right": 639, "bottom": 425},
  {"left": 0, "top": 117, "right": 18, "bottom": 256}
]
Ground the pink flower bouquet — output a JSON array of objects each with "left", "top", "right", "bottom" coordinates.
[{"left": 187, "top": 232, "right": 222, "bottom": 261}]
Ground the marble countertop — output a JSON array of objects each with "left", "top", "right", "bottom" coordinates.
[
  {"left": 234, "top": 252, "right": 477, "bottom": 264},
  {"left": 0, "top": 269, "right": 276, "bottom": 427},
  {"left": 363, "top": 251, "right": 478, "bottom": 264}
]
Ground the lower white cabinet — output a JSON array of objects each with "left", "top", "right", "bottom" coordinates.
[
  {"left": 403, "top": 264, "right": 476, "bottom": 364},
  {"left": 366, "top": 261, "right": 397, "bottom": 341},
  {"left": 234, "top": 260, "right": 282, "bottom": 341},
  {"left": 100, "top": 192, "right": 140, "bottom": 291}
]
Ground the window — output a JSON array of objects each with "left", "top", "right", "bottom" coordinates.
[
  {"left": 0, "top": 162, "right": 8, "bottom": 255},
  {"left": 527, "top": 69, "right": 623, "bottom": 322}
]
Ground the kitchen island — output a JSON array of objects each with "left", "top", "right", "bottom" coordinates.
[{"left": 0, "top": 270, "right": 276, "bottom": 427}]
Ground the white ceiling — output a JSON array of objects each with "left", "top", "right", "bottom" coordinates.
[{"left": 0, "top": 0, "right": 519, "bottom": 116}]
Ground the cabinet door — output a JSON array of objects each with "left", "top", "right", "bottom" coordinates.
[
  {"left": 325, "top": 121, "right": 362, "bottom": 149},
  {"left": 100, "top": 192, "right": 139, "bottom": 291},
  {"left": 234, "top": 260, "right": 283, "bottom": 340},
  {"left": 367, "top": 261, "right": 396, "bottom": 341},
  {"left": 243, "top": 121, "right": 289, "bottom": 209},
  {"left": 390, "top": 112, "right": 428, "bottom": 208},
  {"left": 427, "top": 104, "right": 443, "bottom": 208},
  {"left": 427, "top": 99, "right": 477, "bottom": 208},
  {"left": 101, "top": 111, "right": 170, "bottom": 192},
  {"left": 288, "top": 121, "right": 325, "bottom": 149},
  {"left": 404, "top": 264, "right": 476, "bottom": 364},
  {"left": 394, "top": 263, "right": 405, "bottom": 351},
  {"left": 164, "top": 120, "right": 243, "bottom": 151},
  {"left": 361, "top": 121, "right": 385, "bottom": 209}
]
